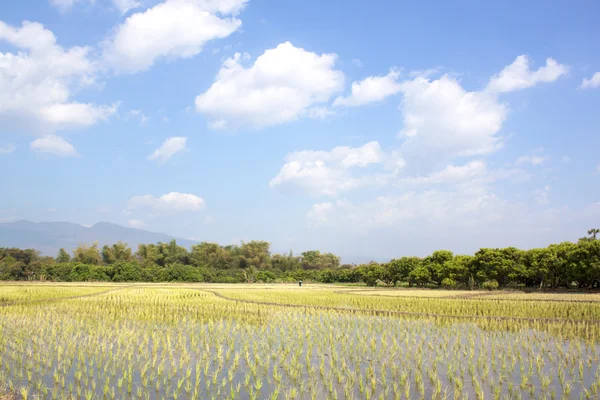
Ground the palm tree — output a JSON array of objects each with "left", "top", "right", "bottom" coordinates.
[
  {"left": 588, "top": 228, "right": 600, "bottom": 240},
  {"left": 243, "top": 265, "right": 257, "bottom": 283}
]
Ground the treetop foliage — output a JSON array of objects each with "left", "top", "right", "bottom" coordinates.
[{"left": 1, "top": 231, "right": 599, "bottom": 288}]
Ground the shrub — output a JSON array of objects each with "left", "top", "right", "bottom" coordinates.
[
  {"left": 441, "top": 278, "right": 457, "bottom": 289},
  {"left": 482, "top": 280, "right": 499, "bottom": 290}
]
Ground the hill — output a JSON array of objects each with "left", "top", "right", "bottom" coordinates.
[{"left": 0, "top": 220, "right": 197, "bottom": 256}]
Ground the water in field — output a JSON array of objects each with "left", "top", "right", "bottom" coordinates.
[{"left": 0, "top": 288, "right": 599, "bottom": 399}]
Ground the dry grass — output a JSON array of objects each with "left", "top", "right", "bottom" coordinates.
[
  {"left": 0, "top": 385, "right": 16, "bottom": 400},
  {"left": 483, "top": 291, "right": 600, "bottom": 302},
  {"left": 343, "top": 288, "right": 485, "bottom": 298}
]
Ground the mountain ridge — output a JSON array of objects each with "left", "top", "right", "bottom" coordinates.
[{"left": 0, "top": 220, "right": 197, "bottom": 256}]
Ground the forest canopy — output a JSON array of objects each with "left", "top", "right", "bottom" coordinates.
[{"left": 1, "top": 230, "right": 599, "bottom": 288}]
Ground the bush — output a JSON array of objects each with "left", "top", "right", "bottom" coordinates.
[
  {"left": 441, "top": 278, "right": 457, "bottom": 289},
  {"left": 482, "top": 280, "right": 499, "bottom": 290}
]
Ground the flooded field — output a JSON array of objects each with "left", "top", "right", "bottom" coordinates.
[{"left": 1, "top": 284, "right": 600, "bottom": 399}]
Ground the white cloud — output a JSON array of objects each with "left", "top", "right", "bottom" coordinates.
[
  {"left": 112, "top": 0, "right": 141, "bottom": 14},
  {"left": 333, "top": 69, "right": 402, "bottom": 107},
  {"left": 401, "top": 160, "right": 487, "bottom": 185},
  {"left": 127, "top": 192, "right": 205, "bottom": 214},
  {"left": 102, "top": 0, "right": 246, "bottom": 73},
  {"left": 148, "top": 136, "right": 187, "bottom": 164},
  {"left": 30, "top": 135, "right": 79, "bottom": 157},
  {"left": 50, "top": 0, "right": 141, "bottom": 14},
  {"left": 307, "top": 187, "right": 507, "bottom": 231},
  {"left": 127, "top": 219, "right": 145, "bottom": 228},
  {"left": 307, "top": 202, "right": 333, "bottom": 227},
  {"left": 486, "top": 55, "right": 568, "bottom": 93},
  {"left": 515, "top": 154, "right": 547, "bottom": 166},
  {"left": 0, "top": 21, "right": 116, "bottom": 135},
  {"left": 49, "top": 0, "right": 78, "bottom": 11},
  {"left": 0, "top": 144, "right": 15, "bottom": 154},
  {"left": 126, "top": 109, "right": 149, "bottom": 124},
  {"left": 534, "top": 186, "right": 550, "bottom": 206},
  {"left": 195, "top": 42, "right": 345, "bottom": 129},
  {"left": 581, "top": 72, "right": 600, "bottom": 89},
  {"left": 561, "top": 155, "right": 570, "bottom": 164},
  {"left": 270, "top": 141, "right": 403, "bottom": 196},
  {"left": 398, "top": 75, "right": 507, "bottom": 160}
]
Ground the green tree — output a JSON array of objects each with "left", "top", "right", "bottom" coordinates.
[
  {"left": 56, "top": 248, "right": 71, "bottom": 263},
  {"left": 409, "top": 265, "right": 431, "bottom": 287},
  {"left": 358, "top": 263, "right": 384, "bottom": 286},
  {"left": 190, "top": 242, "right": 234, "bottom": 269},
  {"left": 425, "top": 250, "right": 454, "bottom": 287},
  {"left": 239, "top": 241, "right": 270, "bottom": 270},
  {"left": 243, "top": 265, "right": 257, "bottom": 283},
  {"left": 102, "top": 242, "right": 133, "bottom": 265},
  {"left": 72, "top": 243, "right": 102, "bottom": 265}
]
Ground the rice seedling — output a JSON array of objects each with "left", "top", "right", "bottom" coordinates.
[{"left": 0, "top": 283, "right": 599, "bottom": 399}]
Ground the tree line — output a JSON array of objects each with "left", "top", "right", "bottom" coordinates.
[{"left": 1, "top": 230, "right": 599, "bottom": 288}]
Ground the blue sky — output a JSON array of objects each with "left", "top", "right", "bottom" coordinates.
[{"left": 1, "top": 0, "right": 599, "bottom": 261}]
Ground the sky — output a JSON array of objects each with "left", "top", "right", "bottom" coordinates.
[{"left": 1, "top": 0, "right": 599, "bottom": 261}]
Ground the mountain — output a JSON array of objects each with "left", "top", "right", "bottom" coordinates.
[{"left": 0, "top": 220, "right": 197, "bottom": 256}]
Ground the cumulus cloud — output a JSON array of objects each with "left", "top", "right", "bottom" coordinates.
[
  {"left": 270, "top": 141, "right": 403, "bottom": 196},
  {"left": 102, "top": 0, "right": 246, "bottom": 73},
  {"left": 112, "top": 0, "right": 141, "bottom": 14},
  {"left": 307, "top": 187, "right": 507, "bottom": 232},
  {"left": 398, "top": 75, "right": 507, "bottom": 160},
  {"left": 126, "top": 192, "right": 205, "bottom": 214},
  {"left": 581, "top": 72, "right": 600, "bottom": 89},
  {"left": 195, "top": 42, "right": 345, "bottom": 129},
  {"left": 400, "top": 160, "right": 487, "bottom": 185},
  {"left": 30, "top": 135, "right": 79, "bottom": 157},
  {"left": 486, "top": 55, "right": 568, "bottom": 93},
  {"left": 333, "top": 68, "right": 402, "bottom": 107},
  {"left": 148, "top": 137, "right": 187, "bottom": 164},
  {"left": 0, "top": 20, "right": 116, "bottom": 143}
]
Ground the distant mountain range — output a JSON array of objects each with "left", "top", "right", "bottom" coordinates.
[{"left": 0, "top": 220, "right": 197, "bottom": 256}]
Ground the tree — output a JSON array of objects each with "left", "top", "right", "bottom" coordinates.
[
  {"left": 588, "top": 228, "right": 600, "bottom": 240},
  {"left": 409, "top": 265, "right": 431, "bottom": 287},
  {"left": 72, "top": 243, "right": 102, "bottom": 265},
  {"left": 271, "top": 251, "right": 301, "bottom": 271},
  {"left": 358, "top": 263, "right": 384, "bottom": 286},
  {"left": 243, "top": 265, "right": 257, "bottom": 283},
  {"left": 239, "top": 241, "right": 270, "bottom": 270},
  {"left": 444, "top": 255, "right": 473, "bottom": 287},
  {"left": 386, "top": 257, "right": 422, "bottom": 286},
  {"left": 191, "top": 242, "right": 234, "bottom": 269},
  {"left": 56, "top": 248, "right": 71, "bottom": 263},
  {"left": 425, "top": 250, "right": 453, "bottom": 287},
  {"left": 102, "top": 242, "right": 133, "bottom": 265},
  {"left": 473, "top": 247, "right": 524, "bottom": 287}
]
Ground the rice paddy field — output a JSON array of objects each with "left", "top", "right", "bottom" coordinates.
[{"left": 1, "top": 283, "right": 600, "bottom": 399}]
